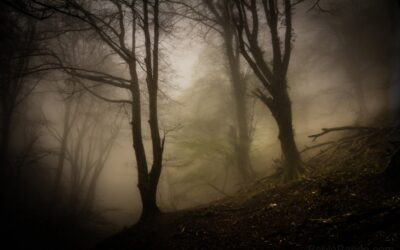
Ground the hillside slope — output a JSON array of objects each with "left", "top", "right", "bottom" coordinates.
[{"left": 97, "top": 127, "right": 400, "bottom": 249}]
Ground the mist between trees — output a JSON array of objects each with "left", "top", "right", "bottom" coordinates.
[{"left": 0, "top": 0, "right": 398, "bottom": 248}]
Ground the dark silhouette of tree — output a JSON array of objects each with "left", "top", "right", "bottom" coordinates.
[
  {"left": 64, "top": 96, "right": 122, "bottom": 217},
  {"left": 51, "top": 85, "right": 76, "bottom": 204},
  {"left": 31, "top": 0, "right": 171, "bottom": 221},
  {"left": 231, "top": 0, "right": 304, "bottom": 181},
  {"left": 0, "top": 6, "right": 43, "bottom": 191},
  {"left": 192, "top": 0, "right": 255, "bottom": 182},
  {"left": 45, "top": 87, "right": 122, "bottom": 216},
  {"left": 46, "top": 27, "right": 111, "bottom": 205}
]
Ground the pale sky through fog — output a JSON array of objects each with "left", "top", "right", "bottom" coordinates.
[{"left": 168, "top": 35, "right": 205, "bottom": 94}]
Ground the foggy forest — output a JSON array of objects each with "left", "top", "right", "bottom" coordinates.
[{"left": 1, "top": 0, "right": 400, "bottom": 249}]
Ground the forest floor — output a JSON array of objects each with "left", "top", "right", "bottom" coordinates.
[{"left": 96, "top": 148, "right": 400, "bottom": 249}]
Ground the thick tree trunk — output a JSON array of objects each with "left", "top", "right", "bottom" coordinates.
[
  {"left": 232, "top": 0, "right": 301, "bottom": 181},
  {"left": 129, "top": 70, "right": 160, "bottom": 221},
  {"left": 130, "top": 93, "right": 159, "bottom": 221},
  {"left": 138, "top": 0, "right": 162, "bottom": 222},
  {"left": 139, "top": 87, "right": 162, "bottom": 221},
  {"left": 271, "top": 85, "right": 304, "bottom": 181},
  {"left": 127, "top": 4, "right": 157, "bottom": 222},
  {"left": 143, "top": 96, "right": 163, "bottom": 221},
  {"left": 138, "top": 178, "right": 160, "bottom": 221}
]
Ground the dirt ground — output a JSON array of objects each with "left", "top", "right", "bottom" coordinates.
[
  {"left": 95, "top": 127, "right": 400, "bottom": 249},
  {"left": 96, "top": 163, "right": 400, "bottom": 249}
]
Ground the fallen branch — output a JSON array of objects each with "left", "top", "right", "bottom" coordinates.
[
  {"left": 309, "top": 126, "right": 378, "bottom": 142},
  {"left": 303, "top": 126, "right": 394, "bottom": 168},
  {"left": 300, "top": 141, "right": 335, "bottom": 154}
]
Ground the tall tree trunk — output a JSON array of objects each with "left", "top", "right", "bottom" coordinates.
[
  {"left": 135, "top": 97, "right": 162, "bottom": 222},
  {"left": 271, "top": 84, "right": 304, "bottom": 181},
  {"left": 127, "top": 4, "right": 158, "bottom": 222},
  {"left": 233, "top": 0, "right": 302, "bottom": 181},
  {"left": 140, "top": 0, "right": 162, "bottom": 222},
  {"left": 130, "top": 85, "right": 159, "bottom": 221},
  {"left": 139, "top": 177, "right": 160, "bottom": 221},
  {"left": 223, "top": 29, "right": 253, "bottom": 182}
]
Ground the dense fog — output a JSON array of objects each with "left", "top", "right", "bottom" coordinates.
[{"left": 0, "top": 0, "right": 399, "bottom": 249}]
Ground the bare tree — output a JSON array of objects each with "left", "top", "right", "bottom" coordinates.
[
  {"left": 176, "top": 0, "right": 254, "bottom": 182},
  {"left": 0, "top": 6, "right": 43, "bottom": 189},
  {"left": 46, "top": 27, "right": 109, "bottom": 204},
  {"left": 31, "top": 0, "right": 171, "bottom": 221},
  {"left": 44, "top": 85, "right": 122, "bottom": 220},
  {"left": 64, "top": 96, "right": 122, "bottom": 217},
  {"left": 48, "top": 83, "right": 80, "bottom": 204},
  {"left": 231, "top": 0, "right": 304, "bottom": 181}
]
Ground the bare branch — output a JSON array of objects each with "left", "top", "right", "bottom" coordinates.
[{"left": 309, "top": 126, "right": 380, "bottom": 142}]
